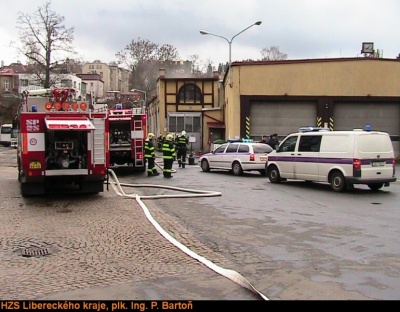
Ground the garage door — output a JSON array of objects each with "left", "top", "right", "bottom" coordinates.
[
  {"left": 250, "top": 102, "right": 317, "bottom": 140},
  {"left": 334, "top": 103, "right": 399, "bottom": 134},
  {"left": 334, "top": 102, "right": 400, "bottom": 157}
]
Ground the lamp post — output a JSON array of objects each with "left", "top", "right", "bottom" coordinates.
[
  {"left": 200, "top": 21, "right": 262, "bottom": 87},
  {"left": 130, "top": 88, "right": 147, "bottom": 110}
]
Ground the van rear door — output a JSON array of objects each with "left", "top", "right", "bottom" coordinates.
[{"left": 357, "top": 133, "right": 395, "bottom": 179}]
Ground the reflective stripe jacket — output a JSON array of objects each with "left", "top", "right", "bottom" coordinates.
[
  {"left": 145, "top": 139, "right": 155, "bottom": 158},
  {"left": 162, "top": 141, "right": 175, "bottom": 159},
  {"left": 176, "top": 135, "right": 189, "bottom": 148}
]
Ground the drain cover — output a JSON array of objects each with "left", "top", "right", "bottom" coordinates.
[{"left": 21, "top": 247, "right": 51, "bottom": 257}]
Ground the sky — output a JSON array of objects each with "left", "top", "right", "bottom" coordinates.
[{"left": 1, "top": 0, "right": 400, "bottom": 70}]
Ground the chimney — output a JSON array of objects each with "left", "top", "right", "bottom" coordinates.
[
  {"left": 159, "top": 68, "right": 166, "bottom": 78},
  {"left": 213, "top": 71, "right": 219, "bottom": 79}
]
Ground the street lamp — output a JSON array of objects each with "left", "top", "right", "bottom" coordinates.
[
  {"left": 200, "top": 21, "right": 262, "bottom": 87},
  {"left": 130, "top": 88, "right": 147, "bottom": 110}
]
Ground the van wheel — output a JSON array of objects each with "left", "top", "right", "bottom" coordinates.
[
  {"left": 368, "top": 183, "right": 384, "bottom": 191},
  {"left": 268, "top": 165, "right": 281, "bottom": 183},
  {"left": 200, "top": 159, "right": 210, "bottom": 172},
  {"left": 330, "top": 171, "right": 346, "bottom": 192},
  {"left": 232, "top": 161, "right": 243, "bottom": 176}
]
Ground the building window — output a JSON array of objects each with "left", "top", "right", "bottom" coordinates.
[
  {"left": 100, "top": 72, "right": 103, "bottom": 78},
  {"left": 60, "top": 79, "right": 71, "bottom": 87},
  {"left": 178, "top": 84, "right": 202, "bottom": 103},
  {"left": 168, "top": 114, "right": 201, "bottom": 133},
  {"left": 20, "top": 79, "right": 29, "bottom": 87},
  {"left": 3, "top": 80, "right": 10, "bottom": 91}
]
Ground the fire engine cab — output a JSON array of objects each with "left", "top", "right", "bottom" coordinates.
[{"left": 16, "top": 88, "right": 109, "bottom": 196}]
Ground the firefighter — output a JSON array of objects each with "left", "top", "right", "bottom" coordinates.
[
  {"left": 144, "top": 133, "right": 160, "bottom": 177},
  {"left": 162, "top": 133, "right": 176, "bottom": 178},
  {"left": 175, "top": 130, "right": 189, "bottom": 168},
  {"left": 157, "top": 134, "right": 164, "bottom": 151}
]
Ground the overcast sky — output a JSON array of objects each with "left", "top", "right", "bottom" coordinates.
[{"left": 1, "top": 0, "right": 399, "bottom": 69}]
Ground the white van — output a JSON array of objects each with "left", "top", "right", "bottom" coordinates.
[
  {"left": 265, "top": 127, "right": 397, "bottom": 192},
  {"left": 0, "top": 123, "right": 12, "bottom": 147}
]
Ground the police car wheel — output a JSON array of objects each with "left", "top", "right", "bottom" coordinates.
[
  {"left": 232, "top": 161, "right": 243, "bottom": 176},
  {"left": 201, "top": 159, "right": 210, "bottom": 172}
]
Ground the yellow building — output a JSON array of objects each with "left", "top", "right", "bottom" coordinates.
[
  {"left": 228, "top": 57, "right": 400, "bottom": 156},
  {"left": 149, "top": 57, "right": 400, "bottom": 156},
  {"left": 147, "top": 69, "right": 221, "bottom": 153}
]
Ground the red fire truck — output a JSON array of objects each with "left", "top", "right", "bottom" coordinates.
[
  {"left": 108, "top": 103, "right": 146, "bottom": 172},
  {"left": 16, "top": 88, "right": 109, "bottom": 196}
]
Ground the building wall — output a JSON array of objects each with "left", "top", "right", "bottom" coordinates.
[
  {"left": 226, "top": 58, "right": 400, "bottom": 140},
  {"left": 85, "top": 79, "right": 104, "bottom": 99},
  {"left": 82, "top": 61, "right": 111, "bottom": 92},
  {"left": 149, "top": 69, "right": 220, "bottom": 152}
]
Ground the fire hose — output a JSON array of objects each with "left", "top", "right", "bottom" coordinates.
[{"left": 107, "top": 167, "right": 269, "bottom": 300}]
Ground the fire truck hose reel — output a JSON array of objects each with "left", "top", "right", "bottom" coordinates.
[{"left": 107, "top": 168, "right": 269, "bottom": 301}]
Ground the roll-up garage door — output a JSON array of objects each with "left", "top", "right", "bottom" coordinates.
[
  {"left": 334, "top": 103, "right": 399, "bottom": 134},
  {"left": 250, "top": 102, "right": 317, "bottom": 139},
  {"left": 334, "top": 102, "right": 400, "bottom": 157}
]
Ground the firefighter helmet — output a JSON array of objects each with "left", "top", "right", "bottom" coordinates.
[
  {"left": 148, "top": 133, "right": 155, "bottom": 139},
  {"left": 181, "top": 130, "right": 186, "bottom": 135},
  {"left": 166, "top": 133, "right": 174, "bottom": 141}
]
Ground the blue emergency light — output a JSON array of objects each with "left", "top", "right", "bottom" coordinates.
[
  {"left": 31, "top": 105, "right": 38, "bottom": 112},
  {"left": 116, "top": 103, "right": 123, "bottom": 109},
  {"left": 364, "top": 124, "right": 371, "bottom": 131}
]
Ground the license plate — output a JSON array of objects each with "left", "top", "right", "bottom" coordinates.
[
  {"left": 29, "top": 161, "right": 42, "bottom": 169},
  {"left": 372, "top": 161, "right": 385, "bottom": 167},
  {"left": 259, "top": 156, "right": 268, "bottom": 161}
]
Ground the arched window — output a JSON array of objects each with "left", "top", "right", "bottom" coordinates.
[{"left": 178, "top": 84, "right": 202, "bottom": 103}]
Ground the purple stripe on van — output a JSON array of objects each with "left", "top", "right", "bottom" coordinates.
[{"left": 268, "top": 156, "right": 393, "bottom": 165}]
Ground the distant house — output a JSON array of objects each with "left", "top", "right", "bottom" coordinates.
[
  {"left": 0, "top": 62, "right": 28, "bottom": 96},
  {"left": 76, "top": 73, "right": 104, "bottom": 102}
]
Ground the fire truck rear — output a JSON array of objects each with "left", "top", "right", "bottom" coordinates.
[
  {"left": 16, "top": 88, "right": 109, "bottom": 196},
  {"left": 108, "top": 103, "right": 146, "bottom": 171}
]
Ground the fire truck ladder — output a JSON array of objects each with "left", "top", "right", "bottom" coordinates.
[
  {"left": 133, "top": 119, "right": 144, "bottom": 168},
  {"left": 93, "top": 117, "right": 106, "bottom": 165}
]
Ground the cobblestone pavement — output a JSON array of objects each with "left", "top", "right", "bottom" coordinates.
[{"left": 0, "top": 148, "right": 261, "bottom": 300}]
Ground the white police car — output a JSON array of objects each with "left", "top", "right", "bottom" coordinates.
[{"left": 199, "top": 141, "right": 273, "bottom": 176}]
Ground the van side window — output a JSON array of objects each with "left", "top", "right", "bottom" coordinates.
[
  {"left": 298, "top": 135, "right": 322, "bottom": 152},
  {"left": 279, "top": 136, "right": 298, "bottom": 152}
]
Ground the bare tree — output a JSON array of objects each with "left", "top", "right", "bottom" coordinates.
[
  {"left": 116, "top": 38, "right": 179, "bottom": 92},
  {"left": 260, "top": 46, "right": 288, "bottom": 61},
  {"left": 11, "top": 1, "right": 76, "bottom": 88}
]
